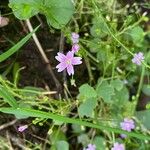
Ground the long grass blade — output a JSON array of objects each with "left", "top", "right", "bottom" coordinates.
[
  {"left": 0, "top": 107, "right": 150, "bottom": 140},
  {"left": 0, "top": 25, "right": 40, "bottom": 62}
]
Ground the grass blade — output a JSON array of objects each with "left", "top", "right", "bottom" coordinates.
[
  {"left": 0, "top": 25, "right": 40, "bottom": 62},
  {"left": 0, "top": 85, "right": 18, "bottom": 108},
  {"left": 0, "top": 107, "right": 150, "bottom": 140}
]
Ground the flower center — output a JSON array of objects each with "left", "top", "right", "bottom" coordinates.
[{"left": 66, "top": 59, "right": 71, "bottom": 64}]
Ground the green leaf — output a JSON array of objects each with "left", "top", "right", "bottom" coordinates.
[
  {"left": 110, "top": 79, "right": 123, "bottom": 91},
  {"left": 0, "top": 85, "right": 18, "bottom": 108},
  {"left": 9, "top": 0, "right": 74, "bottom": 29},
  {"left": 129, "top": 26, "right": 144, "bottom": 46},
  {"left": 9, "top": 0, "right": 41, "bottom": 19},
  {"left": 111, "top": 87, "right": 130, "bottom": 116},
  {"left": 96, "top": 81, "right": 114, "bottom": 103},
  {"left": 49, "top": 128, "right": 66, "bottom": 145},
  {"left": 43, "top": 0, "right": 74, "bottom": 29},
  {"left": 72, "top": 124, "right": 85, "bottom": 133},
  {"left": 56, "top": 141, "right": 69, "bottom": 150},
  {"left": 22, "top": 86, "right": 44, "bottom": 96},
  {"left": 93, "top": 136, "right": 106, "bottom": 150},
  {"left": 90, "top": 16, "right": 109, "bottom": 38},
  {"left": 0, "top": 107, "right": 150, "bottom": 140},
  {"left": 142, "top": 84, "right": 150, "bottom": 96},
  {"left": 0, "top": 25, "right": 39, "bottom": 62},
  {"left": 136, "top": 110, "right": 150, "bottom": 129},
  {"left": 77, "top": 84, "right": 97, "bottom": 101},
  {"left": 78, "top": 98, "right": 97, "bottom": 118},
  {"left": 78, "top": 134, "right": 89, "bottom": 146},
  {"left": 112, "top": 86, "right": 129, "bottom": 103}
]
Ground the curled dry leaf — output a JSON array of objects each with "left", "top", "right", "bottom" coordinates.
[{"left": 0, "top": 16, "right": 9, "bottom": 27}]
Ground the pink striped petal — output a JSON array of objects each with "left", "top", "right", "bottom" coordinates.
[
  {"left": 67, "top": 65, "right": 74, "bottom": 75},
  {"left": 66, "top": 51, "right": 74, "bottom": 59},
  {"left": 56, "top": 63, "right": 67, "bottom": 72},
  {"left": 72, "top": 57, "right": 82, "bottom": 65},
  {"left": 55, "top": 52, "right": 66, "bottom": 62}
]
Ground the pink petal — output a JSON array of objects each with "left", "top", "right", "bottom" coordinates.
[
  {"left": 18, "top": 125, "right": 28, "bottom": 132},
  {"left": 72, "top": 57, "right": 82, "bottom": 65},
  {"left": 71, "top": 44, "right": 80, "bottom": 53},
  {"left": 67, "top": 65, "right": 74, "bottom": 75},
  {"left": 66, "top": 51, "right": 74, "bottom": 59},
  {"left": 55, "top": 52, "right": 66, "bottom": 62},
  {"left": 56, "top": 62, "right": 67, "bottom": 72}
]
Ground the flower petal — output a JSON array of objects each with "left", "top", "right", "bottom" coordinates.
[
  {"left": 66, "top": 51, "right": 74, "bottom": 59},
  {"left": 55, "top": 52, "right": 66, "bottom": 62},
  {"left": 72, "top": 57, "right": 82, "bottom": 65},
  {"left": 56, "top": 62, "right": 67, "bottom": 72},
  {"left": 67, "top": 65, "right": 74, "bottom": 76}
]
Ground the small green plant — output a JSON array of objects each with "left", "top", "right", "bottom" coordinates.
[{"left": 0, "top": 0, "right": 150, "bottom": 149}]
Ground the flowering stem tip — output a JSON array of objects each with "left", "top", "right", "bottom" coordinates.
[{"left": 55, "top": 51, "right": 82, "bottom": 76}]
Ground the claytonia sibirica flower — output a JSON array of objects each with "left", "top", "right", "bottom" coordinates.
[
  {"left": 132, "top": 52, "right": 144, "bottom": 65},
  {"left": 18, "top": 125, "right": 28, "bottom": 132},
  {"left": 120, "top": 118, "right": 135, "bottom": 139},
  {"left": 71, "top": 32, "right": 79, "bottom": 44},
  {"left": 83, "top": 144, "right": 96, "bottom": 150},
  {"left": 55, "top": 51, "right": 82, "bottom": 76},
  {"left": 111, "top": 142, "right": 125, "bottom": 150},
  {"left": 71, "top": 43, "right": 80, "bottom": 53},
  {"left": 120, "top": 118, "right": 135, "bottom": 132},
  {"left": 120, "top": 134, "right": 127, "bottom": 139}
]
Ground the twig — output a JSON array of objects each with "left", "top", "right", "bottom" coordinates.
[
  {"left": 25, "top": 19, "right": 62, "bottom": 94},
  {"left": 8, "top": 132, "right": 27, "bottom": 150},
  {"left": 59, "top": 32, "right": 68, "bottom": 99},
  {"left": 0, "top": 119, "right": 17, "bottom": 131},
  {"left": 6, "top": 131, "right": 14, "bottom": 150}
]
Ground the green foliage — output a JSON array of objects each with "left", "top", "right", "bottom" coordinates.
[
  {"left": 49, "top": 128, "right": 66, "bottom": 145},
  {"left": 112, "top": 86, "right": 129, "bottom": 103},
  {"left": 110, "top": 79, "right": 124, "bottom": 91},
  {"left": 142, "top": 84, "right": 150, "bottom": 96},
  {"left": 9, "top": 0, "right": 74, "bottom": 29},
  {"left": 9, "top": 0, "right": 41, "bottom": 19},
  {"left": 56, "top": 141, "right": 69, "bottom": 150},
  {"left": 78, "top": 98, "right": 97, "bottom": 117},
  {"left": 72, "top": 124, "right": 85, "bottom": 133},
  {"left": 93, "top": 136, "right": 106, "bottom": 150},
  {"left": 128, "top": 26, "right": 145, "bottom": 47},
  {"left": 0, "top": 107, "right": 149, "bottom": 140},
  {"left": 77, "top": 84, "right": 97, "bottom": 101},
  {"left": 77, "top": 134, "right": 89, "bottom": 145},
  {"left": 0, "top": 84, "right": 18, "bottom": 108},
  {"left": 43, "top": 0, "right": 74, "bottom": 29},
  {"left": 136, "top": 110, "right": 150, "bottom": 129},
  {"left": 0, "top": 26, "right": 39, "bottom": 62},
  {"left": 90, "top": 15, "right": 109, "bottom": 38},
  {"left": 96, "top": 80, "right": 114, "bottom": 103},
  {"left": 1, "top": 0, "right": 150, "bottom": 149}
]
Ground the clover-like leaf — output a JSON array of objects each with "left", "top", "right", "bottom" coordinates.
[
  {"left": 78, "top": 98, "right": 97, "bottom": 118},
  {"left": 9, "top": 0, "right": 41, "bottom": 19},
  {"left": 77, "top": 84, "right": 97, "bottom": 101},
  {"left": 96, "top": 81, "right": 114, "bottom": 103},
  {"left": 42, "top": 0, "right": 74, "bottom": 29}
]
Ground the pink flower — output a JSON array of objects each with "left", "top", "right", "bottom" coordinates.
[
  {"left": 120, "top": 134, "right": 127, "bottom": 139},
  {"left": 55, "top": 51, "right": 82, "bottom": 76},
  {"left": 111, "top": 142, "right": 125, "bottom": 150},
  {"left": 132, "top": 52, "right": 144, "bottom": 65},
  {"left": 120, "top": 118, "right": 135, "bottom": 132},
  {"left": 71, "top": 32, "right": 79, "bottom": 44},
  {"left": 18, "top": 125, "right": 28, "bottom": 132},
  {"left": 71, "top": 44, "right": 80, "bottom": 53}
]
